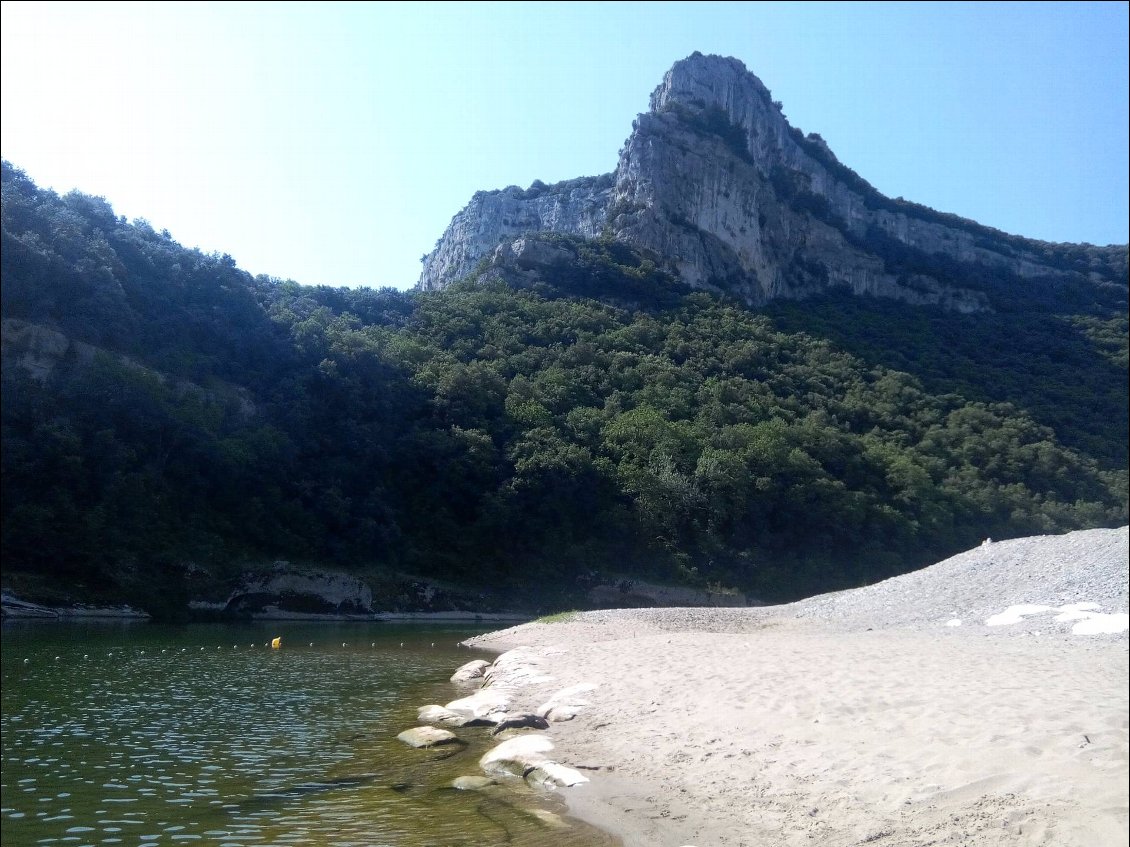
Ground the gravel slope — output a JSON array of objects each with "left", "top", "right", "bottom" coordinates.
[
  {"left": 791, "top": 525, "right": 1129, "bottom": 633},
  {"left": 475, "top": 526, "right": 1129, "bottom": 646}
]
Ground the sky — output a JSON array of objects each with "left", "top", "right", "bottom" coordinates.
[{"left": 2, "top": 1, "right": 1127, "bottom": 291}]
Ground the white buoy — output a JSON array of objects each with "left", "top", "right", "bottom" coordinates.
[{"left": 23, "top": 658, "right": 29, "bottom": 664}]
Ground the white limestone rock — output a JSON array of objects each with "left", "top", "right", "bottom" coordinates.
[
  {"left": 418, "top": 54, "right": 1113, "bottom": 313},
  {"left": 417, "top": 704, "right": 494, "bottom": 727},
  {"left": 479, "top": 734, "right": 555, "bottom": 778},
  {"left": 524, "top": 761, "right": 589, "bottom": 789},
  {"left": 446, "top": 688, "right": 511, "bottom": 721},
  {"left": 536, "top": 683, "right": 597, "bottom": 722},
  {"left": 450, "top": 659, "right": 491, "bottom": 683}
]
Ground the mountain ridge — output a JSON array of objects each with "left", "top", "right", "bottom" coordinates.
[{"left": 419, "top": 53, "right": 1126, "bottom": 310}]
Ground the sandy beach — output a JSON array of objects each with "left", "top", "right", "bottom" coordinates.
[{"left": 459, "top": 528, "right": 1129, "bottom": 846}]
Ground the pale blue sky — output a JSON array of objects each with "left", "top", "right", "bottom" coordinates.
[{"left": 2, "top": 1, "right": 1127, "bottom": 290}]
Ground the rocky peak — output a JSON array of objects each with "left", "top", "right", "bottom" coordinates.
[
  {"left": 417, "top": 54, "right": 1126, "bottom": 311},
  {"left": 649, "top": 52, "right": 773, "bottom": 119}
]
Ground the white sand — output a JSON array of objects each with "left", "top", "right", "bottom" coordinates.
[{"left": 465, "top": 528, "right": 1129, "bottom": 846}]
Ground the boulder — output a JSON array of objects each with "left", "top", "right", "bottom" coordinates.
[
  {"left": 450, "top": 659, "right": 491, "bottom": 682},
  {"left": 483, "top": 648, "right": 552, "bottom": 687},
  {"left": 536, "top": 683, "right": 597, "bottom": 722},
  {"left": 417, "top": 704, "right": 494, "bottom": 727},
  {"left": 446, "top": 688, "right": 510, "bottom": 721},
  {"left": 396, "top": 726, "right": 462, "bottom": 749},
  {"left": 524, "top": 762, "right": 590, "bottom": 789},
  {"left": 480, "top": 734, "right": 554, "bottom": 779}
]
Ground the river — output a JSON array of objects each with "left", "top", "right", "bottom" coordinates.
[{"left": 0, "top": 620, "right": 618, "bottom": 846}]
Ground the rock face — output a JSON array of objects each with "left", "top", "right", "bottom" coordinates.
[
  {"left": 225, "top": 564, "right": 374, "bottom": 616},
  {"left": 418, "top": 176, "right": 613, "bottom": 291},
  {"left": 419, "top": 53, "right": 1124, "bottom": 310}
]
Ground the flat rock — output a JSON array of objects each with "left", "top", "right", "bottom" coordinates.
[{"left": 397, "top": 726, "right": 462, "bottom": 749}]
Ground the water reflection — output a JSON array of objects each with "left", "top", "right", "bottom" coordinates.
[{"left": 1, "top": 622, "right": 618, "bottom": 846}]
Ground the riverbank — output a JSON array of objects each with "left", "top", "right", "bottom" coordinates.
[
  {"left": 461, "top": 527, "right": 1129, "bottom": 847},
  {"left": 0, "top": 592, "right": 529, "bottom": 624},
  {"left": 0, "top": 592, "right": 151, "bottom": 619}
]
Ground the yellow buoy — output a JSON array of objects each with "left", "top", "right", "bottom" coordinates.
[{"left": 271, "top": 636, "right": 282, "bottom": 650}]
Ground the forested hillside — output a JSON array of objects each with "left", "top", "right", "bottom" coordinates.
[{"left": 2, "top": 162, "right": 1126, "bottom": 615}]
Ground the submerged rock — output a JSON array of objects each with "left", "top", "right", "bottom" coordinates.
[
  {"left": 451, "top": 775, "right": 496, "bottom": 791},
  {"left": 523, "top": 807, "right": 570, "bottom": 828}
]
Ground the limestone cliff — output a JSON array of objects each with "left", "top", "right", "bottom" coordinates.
[
  {"left": 418, "top": 175, "right": 613, "bottom": 291},
  {"left": 419, "top": 53, "right": 1126, "bottom": 309}
]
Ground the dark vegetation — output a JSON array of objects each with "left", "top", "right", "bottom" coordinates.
[{"left": 2, "top": 162, "right": 1127, "bottom": 616}]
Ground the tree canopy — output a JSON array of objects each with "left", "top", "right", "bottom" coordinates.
[{"left": 2, "top": 162, "right": 1126, "bottom": 614}]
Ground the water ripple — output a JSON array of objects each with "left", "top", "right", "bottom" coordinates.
[{"left": 2, "top": 623, "right": 620, "bottom": 847}]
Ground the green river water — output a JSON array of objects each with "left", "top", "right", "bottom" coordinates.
[{"left": 0, "top": 621, "right": 619, "bottom": 847}]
